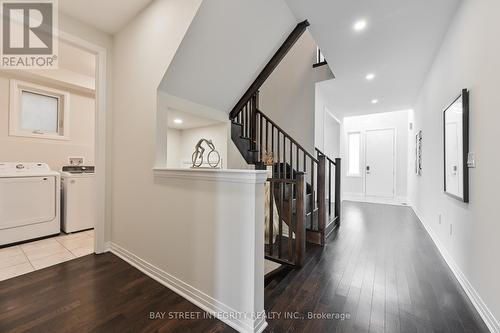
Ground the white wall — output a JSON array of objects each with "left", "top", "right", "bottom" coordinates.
[
  {"left": 166, "top": 128, "right": 181, "bottom": 168},
  {"left": 323, "top": 109, "right": 340, "bottom": 160},
  {"left": 167, "top": 123, "right": 228, "bottom": 168},
  {"left": 260, "top": 31, "right": 333, "bottom": 154},
  {"left": 0, "top": 75, "right": 95, "bottom": 171},
  {"left": 342, "top": 110, "right": 409, "bottom": 203},
  {"left": 315, "top": 83, "right": 341, "bottom": 160},
  {"left": 111, "top": 1, "right": 269, "bottom": 331},
  {"left": 408, "top": 0, "right": 500, "bottom": 329}
]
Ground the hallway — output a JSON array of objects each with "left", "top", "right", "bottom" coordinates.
[
  {"left": 265, "top": 201, "right": 489, "bottom": 332},
  {"left": 0, "top": 202, "right": 490, "bottom": 333}
]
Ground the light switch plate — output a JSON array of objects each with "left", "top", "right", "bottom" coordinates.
[{"left": 69, "top": 157, "right": 84, "bottom": 166}]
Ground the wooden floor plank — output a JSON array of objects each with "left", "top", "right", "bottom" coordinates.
[
  {"left": 0, "top": 253, "right": 235, "bottom": 333},
  {"left": 265, "top": 201, "right": 490, "bottom": 333},
  {"left": 0, "top": 201, "right": 491, "bottom": 333}
]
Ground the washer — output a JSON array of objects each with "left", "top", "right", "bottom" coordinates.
[
  {"left": 61, "top": 166, "right": 95, "bottom": 233},
  {"left": 0, "top": 162, "right": 60, "bottom": 246}
]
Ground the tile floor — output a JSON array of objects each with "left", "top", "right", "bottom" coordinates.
[{"left": 0, "top": 229, "right": 94, "bottom": 282}]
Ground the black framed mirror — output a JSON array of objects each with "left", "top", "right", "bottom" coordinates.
[{"left": 443, "top": 89, "right": 469, "bottom": 202}]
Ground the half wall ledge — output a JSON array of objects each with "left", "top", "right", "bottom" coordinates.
[{"left": 153, "top": 167, "right": 268, "bottom": 184}]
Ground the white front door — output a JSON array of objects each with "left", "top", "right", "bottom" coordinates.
[{"left": 365, "top": 129, "right": 395, "bottom": 198}]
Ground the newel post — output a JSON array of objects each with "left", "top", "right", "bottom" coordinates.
[
  {"left": 334, "top": 158, "right": 342, "bottom": 226},
  {"left": 318, "top": 155, "right": 326, "bottom": 245},
  {"left": 295, "top": 172, "right": 306, "bottom": 267}
]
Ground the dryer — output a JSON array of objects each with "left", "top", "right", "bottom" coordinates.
[{"left": 0, "top": 163, "right": 60, "bottom": 246}]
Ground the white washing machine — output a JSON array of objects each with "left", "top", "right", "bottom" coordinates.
[
  {"left": 0, "top": 163, "right": 60, "bottom": 246},
  {"left": 61, "top": 166, "right": 96, "bottom": 233}
]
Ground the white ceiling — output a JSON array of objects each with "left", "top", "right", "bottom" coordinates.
[
  {"left": 60, "top": 0, "right": 152, "bottom": 34},
  {"left": 159, "top": 0, "right": 297, "bottom": 113},
  {"left": 286, "top": 0, "right": 461, "bottom": 117}
]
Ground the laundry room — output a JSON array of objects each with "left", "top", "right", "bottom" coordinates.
[{"left": 0, "top": 41, "right": 97, "bottom": 281}]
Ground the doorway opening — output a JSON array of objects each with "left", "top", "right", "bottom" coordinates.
[
  {"left": 0, "top": 32, "right": 107, "bottom": 281},
  {"left": 342, "top": 110, "right": 409, "bottom": 205}
]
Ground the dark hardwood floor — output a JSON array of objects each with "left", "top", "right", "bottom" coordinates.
[
  {"left": 0, "top": 252, "right": 235, "bottom": 333},
  {"left": 0, "top": 201, "right": 489, "bottom": 333},
  {"left": 265, "top": 201, "right": 489, "bottom": 333}
]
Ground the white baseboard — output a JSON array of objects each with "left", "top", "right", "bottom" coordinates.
[
  {"left": 411, "top": 206, "right": 499, "bottom": 333},
  {"left": 109, "top": 242, "right": 267, "bottom": 333}
]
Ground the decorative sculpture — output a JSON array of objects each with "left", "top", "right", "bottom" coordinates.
[
  {"left": 261, "top": 150, "right": 274, "bottom": 166},
  {"left": 191, "top": 138, "right": 221, "bottom": 168}
]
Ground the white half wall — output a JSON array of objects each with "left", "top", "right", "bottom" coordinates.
[
  {"left": 112, "top": 1, "right": 268, "bottom": 331},
  {"left": 341, "top": 110, "right": 409, "bottom": 203},
  {"left": 113, "top": 168, "right": 268, "bottom": 333},
  {"left": 408, "top": 0, "right": 500, "bottom": 330}
]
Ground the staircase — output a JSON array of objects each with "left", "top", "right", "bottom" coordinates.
[{"left": 229, "top": 20, "right": 341, "bottom": 269}]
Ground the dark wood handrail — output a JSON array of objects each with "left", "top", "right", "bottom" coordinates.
[
  {"left": 315, "top": 148, "right": 337, "bottom": 166},
  {"left": 229, "top": 20, "right": 310, "bottom": 120},
  {"left": 258, "top": 110, "right": 318, "bottom": 164},
  {"left": 228, "top": 18, "right": 342, "bottom": 266}
]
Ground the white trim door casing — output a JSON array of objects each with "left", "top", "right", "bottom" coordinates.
[
  {"left": 58, "top": 31, "right": 108, "bottom": 254},
  {"left": 323, "top": 108, "right": 340, "bottom": 203},
  {"left": 323, "top": 106, "right": 340, "bottom": 159},
  {"left": 364, "top": 128, "right": 396, "bottom": 198}
]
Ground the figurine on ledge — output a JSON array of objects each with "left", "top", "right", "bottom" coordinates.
[{"left": 191, "top": 138, "right": 221, "bottom": 168}]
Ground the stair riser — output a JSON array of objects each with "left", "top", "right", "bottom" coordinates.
[{"left": 231, "top": 122, "right": 258, "bottom": 164}]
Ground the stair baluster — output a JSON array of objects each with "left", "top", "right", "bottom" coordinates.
[{"left": 228, "top": 20, "right": 341, "bottom": 268}]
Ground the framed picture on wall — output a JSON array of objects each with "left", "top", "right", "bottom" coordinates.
[
  {"left": 415, "top": 130, "right": 422, "bottom": 176},
  {"left": 443, "top": 89, "right": 469, "bottom": 203}
]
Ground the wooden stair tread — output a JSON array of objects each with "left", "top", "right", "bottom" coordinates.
[{"left": 229, "top": 21, "right": 342, "bottom": 270}]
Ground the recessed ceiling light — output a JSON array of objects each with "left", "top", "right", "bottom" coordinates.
[
  {"left": 173, "top": 118, "right": 183, "bottom": 124},
  {"left": 366, "top": 73, "right": 375, "bottom": 80},
  {"left": 354, "top": 20, "right": 367, "bottom": 32},
  {"left": 371, "top": 99, "right": 379, "bottom": 104}
]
